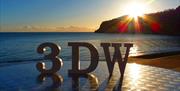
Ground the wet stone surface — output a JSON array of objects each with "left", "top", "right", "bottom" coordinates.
[{"left": 0, "top": 61, "right": 180, "bottom": 91}]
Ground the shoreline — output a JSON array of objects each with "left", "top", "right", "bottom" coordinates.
[
  {"left": 128, "top": 51, "right": 180, "bottom": 72},
  {"left": 130, "top": 51, "right": 180, "bottom": 59},
  {"left": 0, "top": 51, "right": 180, "bottom": 72}
]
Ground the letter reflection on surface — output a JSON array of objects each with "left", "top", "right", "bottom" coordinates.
[
  {"left": 69, "top": 74, "right": 99, "bottom": 91},
  {"left": 37, "top": 73, "right": 63, "bottom": 88}
]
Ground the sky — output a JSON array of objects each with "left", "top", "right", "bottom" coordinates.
[{"left": 0, "top": 0, "right": 179, "bottom": 32}]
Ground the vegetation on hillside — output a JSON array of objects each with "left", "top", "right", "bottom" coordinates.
[{"left": 95, "top": 6, "right": 180, "bottom": 35}]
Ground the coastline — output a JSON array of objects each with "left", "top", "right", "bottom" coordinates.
[{"left": 128, "top": 51, "right": 180, "bottom": 72}]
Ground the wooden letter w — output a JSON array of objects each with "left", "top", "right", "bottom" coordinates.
[{"left": 101, "top": 43, "right": 133, "bottom": 77}]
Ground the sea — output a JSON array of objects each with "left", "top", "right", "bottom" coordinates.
[{"left": 0, "top": 32, "right": 180, "bottom": 66}]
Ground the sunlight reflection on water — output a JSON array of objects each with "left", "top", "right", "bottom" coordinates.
[{"left": 129, "top": 44, "right": 145, "bottom": 57}]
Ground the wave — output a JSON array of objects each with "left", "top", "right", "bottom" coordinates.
[{"left": 0, "top": 58, "right": 43, "bottom": 67}]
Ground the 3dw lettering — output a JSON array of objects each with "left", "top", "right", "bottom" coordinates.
[{"left": 36, "top": 42, "right": 133, "bottom": 77}]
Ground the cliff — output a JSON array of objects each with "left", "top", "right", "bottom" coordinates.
[{"left": 95, "top": 6, "right": 180, "bottom": 35}]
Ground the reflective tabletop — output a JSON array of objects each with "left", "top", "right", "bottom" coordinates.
[{"left": 0, "top": 61, "right": 180, "bottom": 91}]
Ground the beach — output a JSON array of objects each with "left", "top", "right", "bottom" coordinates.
[{"left": 129, "top": 53, "right": 180, "bottom": 72}]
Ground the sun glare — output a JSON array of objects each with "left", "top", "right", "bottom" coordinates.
[{"left": 125, "top": 2, "right": 146, "bottom": 18}]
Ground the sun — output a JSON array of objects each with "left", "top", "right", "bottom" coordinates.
[{"left": 125, "top": 2, "right": 146, "bottom": 18}]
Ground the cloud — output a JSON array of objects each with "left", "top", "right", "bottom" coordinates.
[
  {"left": 1, "top": 25, "right": 94, "bottom": 32},
  {"left": 55, "top": 26, "right": 94, "bottom": 32}
]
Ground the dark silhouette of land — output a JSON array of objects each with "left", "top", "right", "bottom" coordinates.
[{"left": 95, "top": 6, "right": 180, "bottom": 35}]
